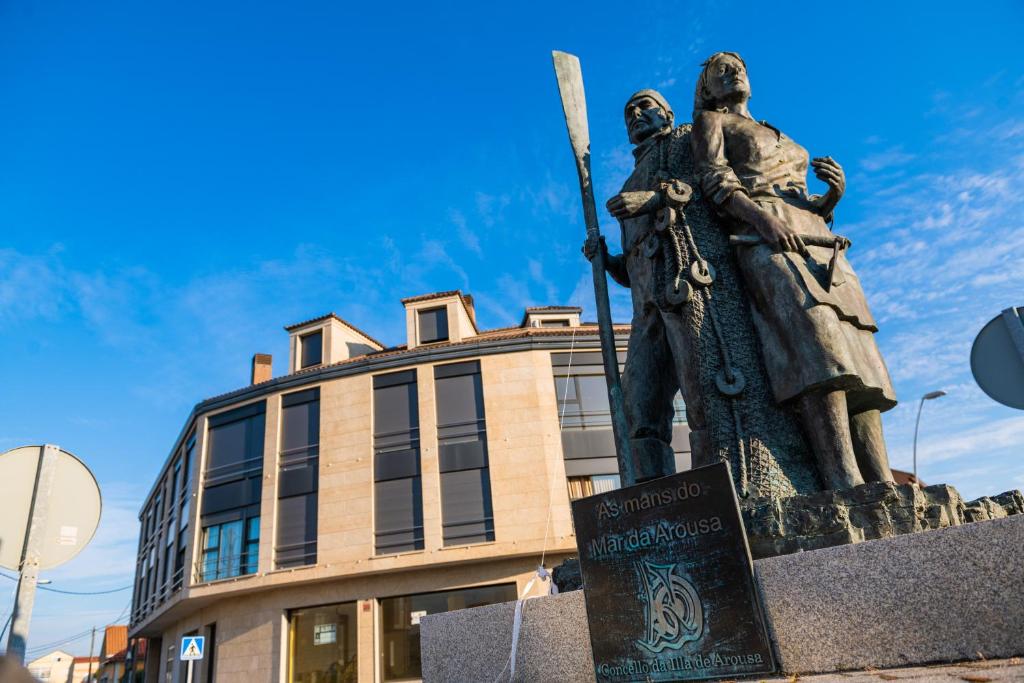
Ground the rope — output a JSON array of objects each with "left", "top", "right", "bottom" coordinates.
[
  {"left": 677, "top": 215, "right": 748, "bottom": 495},
  {"left": 492, "top": 294, "right": 584, "bottom": 682}
]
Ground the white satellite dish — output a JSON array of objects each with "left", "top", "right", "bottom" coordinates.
[
  {"left": 0, "top": 445, "right": 102, "bottom": 570},
  {"left": 971, "top": 307, "right": 1024, "bottom": 411}
]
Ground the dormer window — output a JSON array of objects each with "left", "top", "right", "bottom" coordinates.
[
  {"left": 300, "top": 330, "right": 323, "bottom": 368},
  {"left": 418, "top": 307, "right": 449, "bottom": 344},
  {"left": 521, "top": 306, "right": 582, "bottom": 329},
  {"left": 285, "top": 313, "right": 383, "bottom": 374}
]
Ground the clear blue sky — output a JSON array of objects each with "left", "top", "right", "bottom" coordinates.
[{"left": 2, "top": 0, "right": 1023, "bottom": 656}]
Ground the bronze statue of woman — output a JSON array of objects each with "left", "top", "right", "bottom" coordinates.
[{"left": 691, "top": 52, "right": 897, "bottom": 490}]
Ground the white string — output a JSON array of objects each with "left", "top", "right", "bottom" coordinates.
[{"left": 492, "top": 295, "right": 583, "bottom": 682}]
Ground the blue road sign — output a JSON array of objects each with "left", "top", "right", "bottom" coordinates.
[{"left": 180, "top": 636, "right": 205, "bottom": 661}]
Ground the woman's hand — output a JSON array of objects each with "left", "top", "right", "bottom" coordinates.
[
  {"left": 606, "top": 190, "right": 662, "bottom": 219},
  {"left": 753, "top": 211, "right": 809, "bottom": 255},
  {"left": 812, "top": 156, "right": 845, "bottom": 218}
]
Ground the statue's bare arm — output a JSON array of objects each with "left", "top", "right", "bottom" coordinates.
[
  {"left": 810, "top": 156, "right": 845, "bottom": 221},
  {"left": 692, "top": 112, "right": 809, "bottom": 255}
]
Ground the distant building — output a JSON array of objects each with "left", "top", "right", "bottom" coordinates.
[
  {"left": 25, "top": 650, "right": 73, "bottom": 682},
  {"left": 94, "top": 625, "right": 128, "bottom": 683},
  {"left": 65, "top": 656, "right": 99, "bottom": 683},
  {"left": 128, "top": 291, "right": 689, "bottom": 682}
]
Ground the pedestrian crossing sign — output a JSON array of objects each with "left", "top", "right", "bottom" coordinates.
[{"left": 180, "top": 636, "right": 205, "bottom": 661}]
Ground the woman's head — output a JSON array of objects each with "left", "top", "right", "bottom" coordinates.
[{"left": 694, "top": 52, "right": 750, "bottom": 114}]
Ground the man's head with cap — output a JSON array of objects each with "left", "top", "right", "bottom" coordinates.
[{"left": 624, "top": 89, "right": 674, "bottom": 145}]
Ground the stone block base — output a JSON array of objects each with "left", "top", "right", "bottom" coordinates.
[{"left": 421, "top": 515, "right": 1024, "bottom": 680}]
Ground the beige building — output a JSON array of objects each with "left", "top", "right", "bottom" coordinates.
[
  {"left": 25, "top": 650, "right": 73, "bottom": 682},
  {"left": 65, "top": 656, "right": 100, "bottom": 683},
  {"left": 128, "top": 291, "right": 689, "bottom": 682}
]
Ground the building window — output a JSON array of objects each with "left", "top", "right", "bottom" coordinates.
[
  {"left": 276, "top": 388, "right": 320, "bottom": 569},
  {"left": 552, "top": 351, "right": 688, "bottom": 499},
  {"left": 540, "top": 318, "right": 570, "bottom": 327},
  {"left": 567, "top": 474, "right": 622, "bottom": 500},
  {"left": 198, "top": 402, "right": 265, "bottom": 581},
  {"left": 180, "top": 433, "right": 194, "bottom": 532},
  {"left": 289, "top": 602, "right": 358, "bottom": 683},
  {"left": 200, "top": 517, "right": 259, "bottom": 581},
  {"left": 373, "top": 370, "right": 424, "bottom": 554},
  {"left": 417, "top": 307, "right": 448, "bottom": 344},
  {"left": 379, "top": 584, "right": 517, "bottom": 681},
  {"left": 434, "top": 361, "right": 494, "bottom": 546},
  {"left": 300, "top": 330, "right": 323, "bottom": 368}
]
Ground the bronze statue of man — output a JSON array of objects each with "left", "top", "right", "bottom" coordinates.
[
  {"left": 690, "top": 52, "right": 897, "bottom": 490},
  {"left": 585, "top": 89, "right": 711, "bottom": 482}
]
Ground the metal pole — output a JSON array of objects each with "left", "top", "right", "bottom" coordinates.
[
  {"left": 88, "top": 626, "right": 96, "bottom": 681},
  {"left": 912, "top": 397, "right": 925, "bottom": 483},
  {"left": 5, "top": 444, "right": 60, "bottom": 664},
  {"left": 188, "top": 657, "right": 194, "bottom": 683},
  {"left": 912, "top": 391, "right": 946, "bottom": 483}
]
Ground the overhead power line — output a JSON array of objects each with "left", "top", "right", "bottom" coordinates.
[{"left": 0, "top": 571, "right": 131, "bottom": 595}]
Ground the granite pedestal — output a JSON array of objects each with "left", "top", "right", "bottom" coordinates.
[{"left": 420, "top": 515, "right": 1024, "bottom": 681}]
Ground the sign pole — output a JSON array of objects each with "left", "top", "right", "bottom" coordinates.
[
  {"left": 5, "top": 445, "right": 59, "bottom": 664},
  {"left": 188, "top": 659, "right": 194, "bottom": 683}
]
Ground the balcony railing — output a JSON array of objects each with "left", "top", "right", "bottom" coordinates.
[
  {"left": 130, "top": 565, "right": 185, "bottom": 626},
  {"left": 193, "top": 551, "right": 257, "bottom": 584}
]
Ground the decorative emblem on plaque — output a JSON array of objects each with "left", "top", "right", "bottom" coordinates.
[{"left": 636, "top": 560, "right": 704, "bottom": 653}]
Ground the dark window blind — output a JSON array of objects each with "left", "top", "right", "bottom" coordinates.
[
  {"left": 373, "top": 371, "right": 424, "bottom": 553},
  {"left": 276, "top": 388, "right": 319, "bottom": 568},
  {"left": 435, "top": 361, "right": 494, "bottom": 545}
]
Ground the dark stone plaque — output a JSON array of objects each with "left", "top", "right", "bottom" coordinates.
[{"left": 572, "top": 463, "right": 775, "bottom": 681}]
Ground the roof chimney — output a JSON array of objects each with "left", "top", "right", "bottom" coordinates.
[{"left": 251, "top": 353, "right": 272, "bottom": 385}]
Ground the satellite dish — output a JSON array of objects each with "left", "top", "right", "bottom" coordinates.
[
  {"left": 970, "top": 307, "right": 1024, "bottom": 410},
  {"left": 0, "top": 445, "right": 102, "bottom": 571}
]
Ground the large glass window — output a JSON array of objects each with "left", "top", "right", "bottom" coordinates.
[
  {"left": 198, "top": 402, "right": 265, "bottom": 581},
  {"left": 289, "top": 602, "right": 358, "bottom": 683},
  {"left": 301, "top": 331, "right": 323, "bottom": 368},
  {"left": 200, "top": 517, "right": 259, "bottom": 581},
  {"left": 373, "top": 370, "right": 423, "bottom": 554},
  {"left": 379, "top": 584, "right": 517, "bottom": 681},
  {"left": 434, "top": 361, "right": 494, "bottom": 545},
  {"left": 417, "top": 307, "right": 448, "bottom": 344},
  {"left": 276, "top": 388, "right": 320, "bottom": 569},
  {"left": 552, "top": 352, "right": 688, "bottom": 500}
]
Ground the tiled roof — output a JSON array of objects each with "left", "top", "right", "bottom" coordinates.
[
  {"left": 283, "top": 312, "right": 385, "bottom": 349},
  {"left": 399, "top": 290, "right": 463, "bottom": 304},
  {"left": 197, "top": 322, "right": 627, "bottom": 405},
  {"left": 524, "top": 305, "right": 583, "bottom": 313}
]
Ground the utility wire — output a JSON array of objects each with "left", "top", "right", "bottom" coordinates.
[
  {"left": 0, "top": 571, "right": 131, "bottom": 595},
  {"left": 22, "top": 601, "right": 131, "bottom": 657}
]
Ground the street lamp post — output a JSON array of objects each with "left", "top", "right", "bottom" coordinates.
[{"left": 913, "top": 390, "right": 947, "bottom": 483}]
